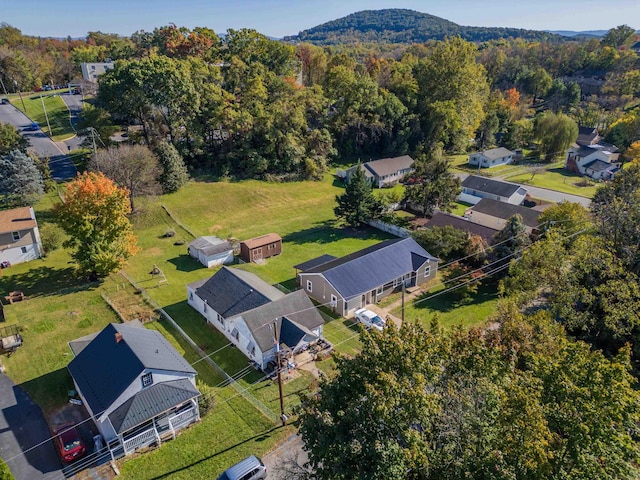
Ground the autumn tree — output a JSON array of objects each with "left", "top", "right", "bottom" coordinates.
[
  {"left": 538, "top": 200, "right": 591, "bottom": 242},
  {"left": 54, "top": 172, "right": 139, "bottom": 277},
  {"left": 0, "top": 150, "right": 44, "bottom": 206},
  {"left": 534, "top": 111, "right": 578, "bottom": 161},
  {"left": 88, "top": 144, "right": 161, "bottom": 211},
  {"left": 334, "top": 165, "right": 383, "bottom": 228}
]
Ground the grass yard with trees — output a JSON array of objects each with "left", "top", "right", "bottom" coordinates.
[{"left": 10, "top": 90, "right": 76, "bottom": 141}]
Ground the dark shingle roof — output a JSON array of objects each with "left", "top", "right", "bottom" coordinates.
[
  {"left": 363, "top": 155, "right": 414, "bottom": 177},
  {"left": 239, "top": 290, "right": 324, "bottom": 353},
  {"left": 293, "top": 254, "right": 337, "bottom": 271},
  {"left": 470, "top": 198, "right": 541, "bottom": 228},
  {"left": 108, "top": 378, "right": 199, "bottom": 434},
  {"left": 426, "top": 212, "right": 498, "bottom": 243},
  {"left": 189, "top": 267, "right": 283, "bottom": 318},
  {"left": 462, "top": 175, "right": 523, "bottom": 198},
  {"left": 583, "top": 159, "right": 614, "bottom": 172},
  {"left": 303, "top": 238, "right": 437, "bottom": 300},
  {"left": 577, "top": 126, "right": 598, "bottom": 146},
  {"left": 188, "top": 236, "right": 233, "bottom": 256},
  {"left": 479, "top": 147, "right": 514, "bottom": 161},
  {"left": 574, "top": 145, "right": 598, "bottom": 157},
  {"left": 67, "top": 324, "right": 196, "bottom": 416}
]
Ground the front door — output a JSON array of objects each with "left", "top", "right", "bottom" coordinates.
[{"left": 252, "top": 249, "right": 262, "bottom": 261}]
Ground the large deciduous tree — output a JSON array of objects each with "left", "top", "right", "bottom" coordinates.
[
  {"left": 54, "top": 172, "right": 139, "bottom": 277},
  {"left": 0, "top": 150, "right": 44, "bottom": 206},
  {"left": 334, "top": 164, "right": 383, "bottom": 228},
  {"left": 414, "top": 37, "right": 489, "bottom": 151},
  {"left": 88, "top": 144, "right": 161, "bottom": 211},
  {"left": 0, "top": 122, "right": 28, "bottom": 155},
  {"left": 534, "top": 111, "right": 578, "bottom": 161},
  {"left": 155, "top": 140, "right": 189, "bottom": 194},
  {"left": 299, "top": 315, "right": 640, "bottom": 480}
]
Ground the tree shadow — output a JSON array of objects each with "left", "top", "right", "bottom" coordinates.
[
  {"left": 167, "top": 255, "right": 204, "bottom": 273},
  {"left": 18, "top": 367, "right": 73, "bottom": 415},
  {"left": 281, "top": 221, "right": 391, "bottom": 245},
  {"left": 414, "top": 283, "right": 496, "bottom": 314},
  {"left": 0, "top": 265, "right": 98, "bottom": 298}
]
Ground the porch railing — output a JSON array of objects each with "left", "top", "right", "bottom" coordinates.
[{"left": 123, "top": 427, "right": 159, "bottom": 455}]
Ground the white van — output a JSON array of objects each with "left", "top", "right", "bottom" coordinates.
[{"left": 218, "top": 455, "right": 267, "bottom": 480}]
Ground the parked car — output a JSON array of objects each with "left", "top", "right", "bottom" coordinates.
[
  {"left": 354, "top": 308, "right": 386, "bottom": 331},
  {"left": 218, "top": 455, "right": 267, "bottom": 480},
  {"left": 53, "top": 425, "right": 87, "bottom": 463},
  {"left": 0, "top": 98, "right": 8, "bottom": 104},
  {"left": 26, "top": 122, "right": 39, "bottom": 131}
]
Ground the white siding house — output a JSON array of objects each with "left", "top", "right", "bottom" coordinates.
[
  {"left": 0, "top": 207, "right": 43, "bottom": 266},
  {"left": 468, "top": 147, "right": 515, "bottom": 169}
]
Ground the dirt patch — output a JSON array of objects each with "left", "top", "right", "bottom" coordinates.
[
  {"left": 144, "top": 247, "right": 163, "bottom": 257},
  {"left": 208, "top": 224, "right": 223, "bottom": 233}
]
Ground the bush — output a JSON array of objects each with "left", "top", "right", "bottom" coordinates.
[
  {"left": 39, "top": 222, "right": 65, "bottom": 255},
  {"left": 0, "top": 458, "right": 14, "bottom": 480},
  {"left": 196, "top": 380, "right": 216, "bottom": 415}
]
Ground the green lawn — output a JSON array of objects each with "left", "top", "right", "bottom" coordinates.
[
  {"left": 10, "top": 90, "right": 75, "bottom": 141},
  {"left": 505, "top": 168, "right": 597, "bottom": 198},
  {"left": 450, "top": 201, "right": 472, "bottom": 216}
]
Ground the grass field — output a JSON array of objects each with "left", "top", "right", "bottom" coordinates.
[
  {"left": 505, "top": 168, "right": 597, "bottom": 198},
  {"left": 10, "top": 89, "right": 75, "bottom": 141}
]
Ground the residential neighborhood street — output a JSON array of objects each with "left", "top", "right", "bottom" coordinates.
[
  {"left": 0, "top": 101, "right": 77, "bottom": 181},
  {"left": 263, "top": 434, "right": 309, "bottom": 479},
  {"left": 0, "top": 373, "right": 63, "bottom": 480}
]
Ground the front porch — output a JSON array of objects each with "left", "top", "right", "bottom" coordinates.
[{"left": 117, "top": 399, "right": 199, "bottom": 456}]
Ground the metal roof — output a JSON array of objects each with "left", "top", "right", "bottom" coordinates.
[
  {"left": 293, "top": 254, "right": 337, "bottom": 271},
  {"left": 188, "top": 236, "right": 233, "bottom": 256},
  {"left": 462, "top": 175, "right": 523, "bottom": 198},
  {"left": 108, "top": 378, "right": 199, "bottom": 434},
  {"left": 301, "top": 238, "right": 437, "bottom": 300},
  {"left": 470, "top": 198, "right": 541, "bottom": 228},
  {"left": 67, "top": 323, "right": 196, "bottom": 416},
  {"left": 426, "top": 212, "right": 498, "bottom": 243},
  {"left": 189, "top": 267, "right": 283, "bottom": 318}
]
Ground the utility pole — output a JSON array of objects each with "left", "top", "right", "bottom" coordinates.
[
  {"left": 13, "top": 80, "right": 26, "bottom": 112},
  {"left": 0, "top": 75, "right": 7, "bottom": 96},
  {"left": 401, "top": 281, "right": 405, "bottom": 324},
  {"left": 40, "top": 93, "right": 52, "bottom": 135},
  {"left": 272, "top": 320, "right": 287, "bottom": 426}
]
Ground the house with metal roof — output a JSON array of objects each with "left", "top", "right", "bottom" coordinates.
[
  {"left": 341, "top": 155, "right": 415, "bottom": 188},
  {"left": 465, "top": 198, "right": 541, "bottom": 235},
  {"left": 296, "top": 237, "right": 437, "bottom": 316},
  {"left": 67, "top": 322, "right": 200, "bottom": 456},
  {"left": 187, "top": 267, "right": 324, "bottom": 370},
  {"left": 468, "top": 147, "right": 516, "bottom": 169},
  {"left": 460, "top": 175, "right": 528, "bottom": 205},
  {"left": 188, "top": 236, "right": 234, "bottom": 268},
  {"left": 0, "top": 206, "right": 43, "bottom": 267}
]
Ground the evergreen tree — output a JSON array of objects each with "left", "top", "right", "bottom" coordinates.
[
  {"left": 491, "top": 214, "right": 531, "bottom": 265},
  {"left": 334, "top": 164, "right": 383, "bottom": 227},
  {"left": 155, "top": 140, "right": 189, "bottom": 194},
  {"left": 0, "top": 150, "right": 44, "bottom": 206}
]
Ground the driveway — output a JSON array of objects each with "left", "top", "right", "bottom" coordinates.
[
  {"left": 0, "top": 373, "right": 64, "bottom": 480},
  {"left": 263, "top": 434, "right": 310, "bottom": 479},
  {"left": 0, "top": 102, "right": 77, "bottom": 181}
]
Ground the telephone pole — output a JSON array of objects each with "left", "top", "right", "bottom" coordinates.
[
  {"left": 272, "top": 320, "right": 287, "bottom": 426},
  {"left": 40, "top": 93, "right": 52, "bottom": 135},
  {"left": 13, "top": 80, "right": 26, "bottom": 112}
]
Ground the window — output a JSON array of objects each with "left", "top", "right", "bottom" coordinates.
[
  {"left": 248, "top": 341, "right": 256, "bottom": 357},
  {"left": 376, "top": 285, "right": 384, "bottom": 295},
  {"left": 330, "top": 294, "right": 337, "bottom": 307},
  {"left": 393, "top": 277, "right": 402, "bottom": 287},
  {"left": 21, "top": 247, "right": 27, "bottom": 254},
  {"left": 203, "top": 303, "right": 207, "bottom": 313},
  {"left": 217, "top": 314, "right": 225, "bottom": 326},
  {"left": 189, "top": 292, "right": 193, "bottom": 301},
  {"left": 141, "top": 373, "right": 153, "bottom": 388},
  {"left": 424, "top": 266, "right": 431, "bottom": 278},
  {"left": 231, "top": 327, "right": 240, "bottom": 341},
  {"left": 267, "top": 243, "right": 276, "bottom": 250},
  {"left": 11, "top": 231, "right": 20, "bottom": 241},
  {"left": 306, "top": 280, "right": 312, "bottom": 292}
]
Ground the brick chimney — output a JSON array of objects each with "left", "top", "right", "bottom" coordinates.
[{"left": 115, "top": 332, "right": 123, "bottom": 343}]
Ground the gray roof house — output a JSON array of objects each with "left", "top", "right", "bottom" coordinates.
[
  {"left": 426, "top": 212, "right": 498, "bottom": 244},
  {"left": 67, "top": 322, "right": 200, "bottom": 456},
  {"left": 187, "top": 267, "right": 324, "bottom": 370},
  {"left": 460, "top": 175, "right": 528, "bottom": 205},
  {"left": 468, "top": 147, "right": 516, "bottom": 169},
  {"left": 188, "top": 236, "right": 234, "bottom": 268},
  {"left": 297, "top": 237, "right": 437, "bottom": 316},
  {"left": 465, "top": 198, "right": 541, "bottom": 234},
  {"left": 341, "top": 155, "right": 415, "bottom": 188},
  {"left": 565, "top": 141, "right": 620, "bottom": 180}
]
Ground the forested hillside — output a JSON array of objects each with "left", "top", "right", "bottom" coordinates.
[{"left": 287, "top": 9, "right": 563, "bottom": 45}]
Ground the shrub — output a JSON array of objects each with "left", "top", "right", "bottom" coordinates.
[{"left": 39, "top": 222, "right": 65, "bottom": 255}]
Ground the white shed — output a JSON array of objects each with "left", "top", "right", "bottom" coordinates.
[{"left": 188, "top": 236, "right": 234, "bottom": 268}]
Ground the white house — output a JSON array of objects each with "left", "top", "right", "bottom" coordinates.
[
  {"left": 187, "top": 267, "right": 324, "bottom": 370},
  {"left": 460, "top": 175, "right": 528, "bottom": 205},
  {"left": 339, "top": 155, "right": 415, "bottom": 188},
  {"left": 67, "top": 322, "right": 200, "bottom": 457},
  {"left": 80, "top": 61, "right": 115, "bottom": 82},
  {"left": 187, "top": 236, "right": 234, "bottom": 268},
  {"left": 468, "top": 147, "right": 516, "bottom": 169},
  {"left": 565, "top": 143, "right": 620, "bottom": 180},
  {"left": 0, "top": 207, "right": 43, "bottom": 266}
]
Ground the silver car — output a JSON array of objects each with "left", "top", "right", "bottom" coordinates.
[
  {"left": 354, "top": 308, "right": 386, "bottom": 331},
  {"left": 218, "top": 455, "right": 267, "bottom": 480}
]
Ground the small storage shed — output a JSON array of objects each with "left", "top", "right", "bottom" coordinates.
[
  {"left": 188, "top": 236, "right": 234, "bottom": 268},
  {"left": 240, "top": 233, "right": 282, "bottom": 263}
]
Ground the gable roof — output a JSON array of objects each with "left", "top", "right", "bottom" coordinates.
[
  {"left": 0, "top": 207, "right": 36, "bottom": 234},
  {"left": 239, "top": 290, "right": 324, "bottom": 353},
  {"left": 188, "top": 267, "right": 283, "bottom": 318},
  {"left": 108, "top": 378, "right": 199, "bottom": 434},
  {"left": 462, "top": 175, "right": 523, "bottom": 198},
  {"left": 478, "top": 147, "right": 514, "bottom": 161},
  {"left": 188, "top": 236, "right": 233, "bottom": 256},
  {"left": 301, "top": 238, "right": 437, "bottom": 300},
  {"left": 577, "top": 126, "right": 599, "bottom": 146},
  {"left": 241, "top": 233, "right": 281, "bottom": 249},
  {"left": 583, "top": 159, "right": 615, "bottom": 172},
  {"left": 470, "top": 198, "right": 541, "bottom": 228},
  {"left": 293, "top": 254, "right": 337, "bottom": 271},
  {"left": 426, "top": 212, "right": 498, "bottom": 243},
  {"left": 67, "top": 323, "right": 196, "bottom": 416},
  {"left": 363, "top": 155, "right": 414, "bottom": 177}
]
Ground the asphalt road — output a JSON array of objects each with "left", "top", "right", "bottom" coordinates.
[
  {"left": 263, "top": 434, "right": 310, "bottom": 479},
  {"left": 59, "top": 92, "right": 85, "bottom": 152},
  {"left": 0, "top": 373, "right": 64, "bottom": 480},
  {"left": 0, "top": 102, "right": 77, "bottom": 181}
]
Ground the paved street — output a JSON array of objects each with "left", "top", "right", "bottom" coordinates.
[
  {"left": 263, "top": 434, "right": 309, "bottom": 479},
  {"left": 0, "top": 101, "right": 77, "bottom": 181},
  {"left": 0, "top": 373, "right": 63, "bottom": 480}
]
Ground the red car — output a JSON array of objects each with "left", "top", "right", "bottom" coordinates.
[{"left": 54, "top": 425, "right": 86, "bottom": 463}]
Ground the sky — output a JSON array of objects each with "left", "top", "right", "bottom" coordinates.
[{"left": 4, "top": 0, "right": 640, "bottom": 39}]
